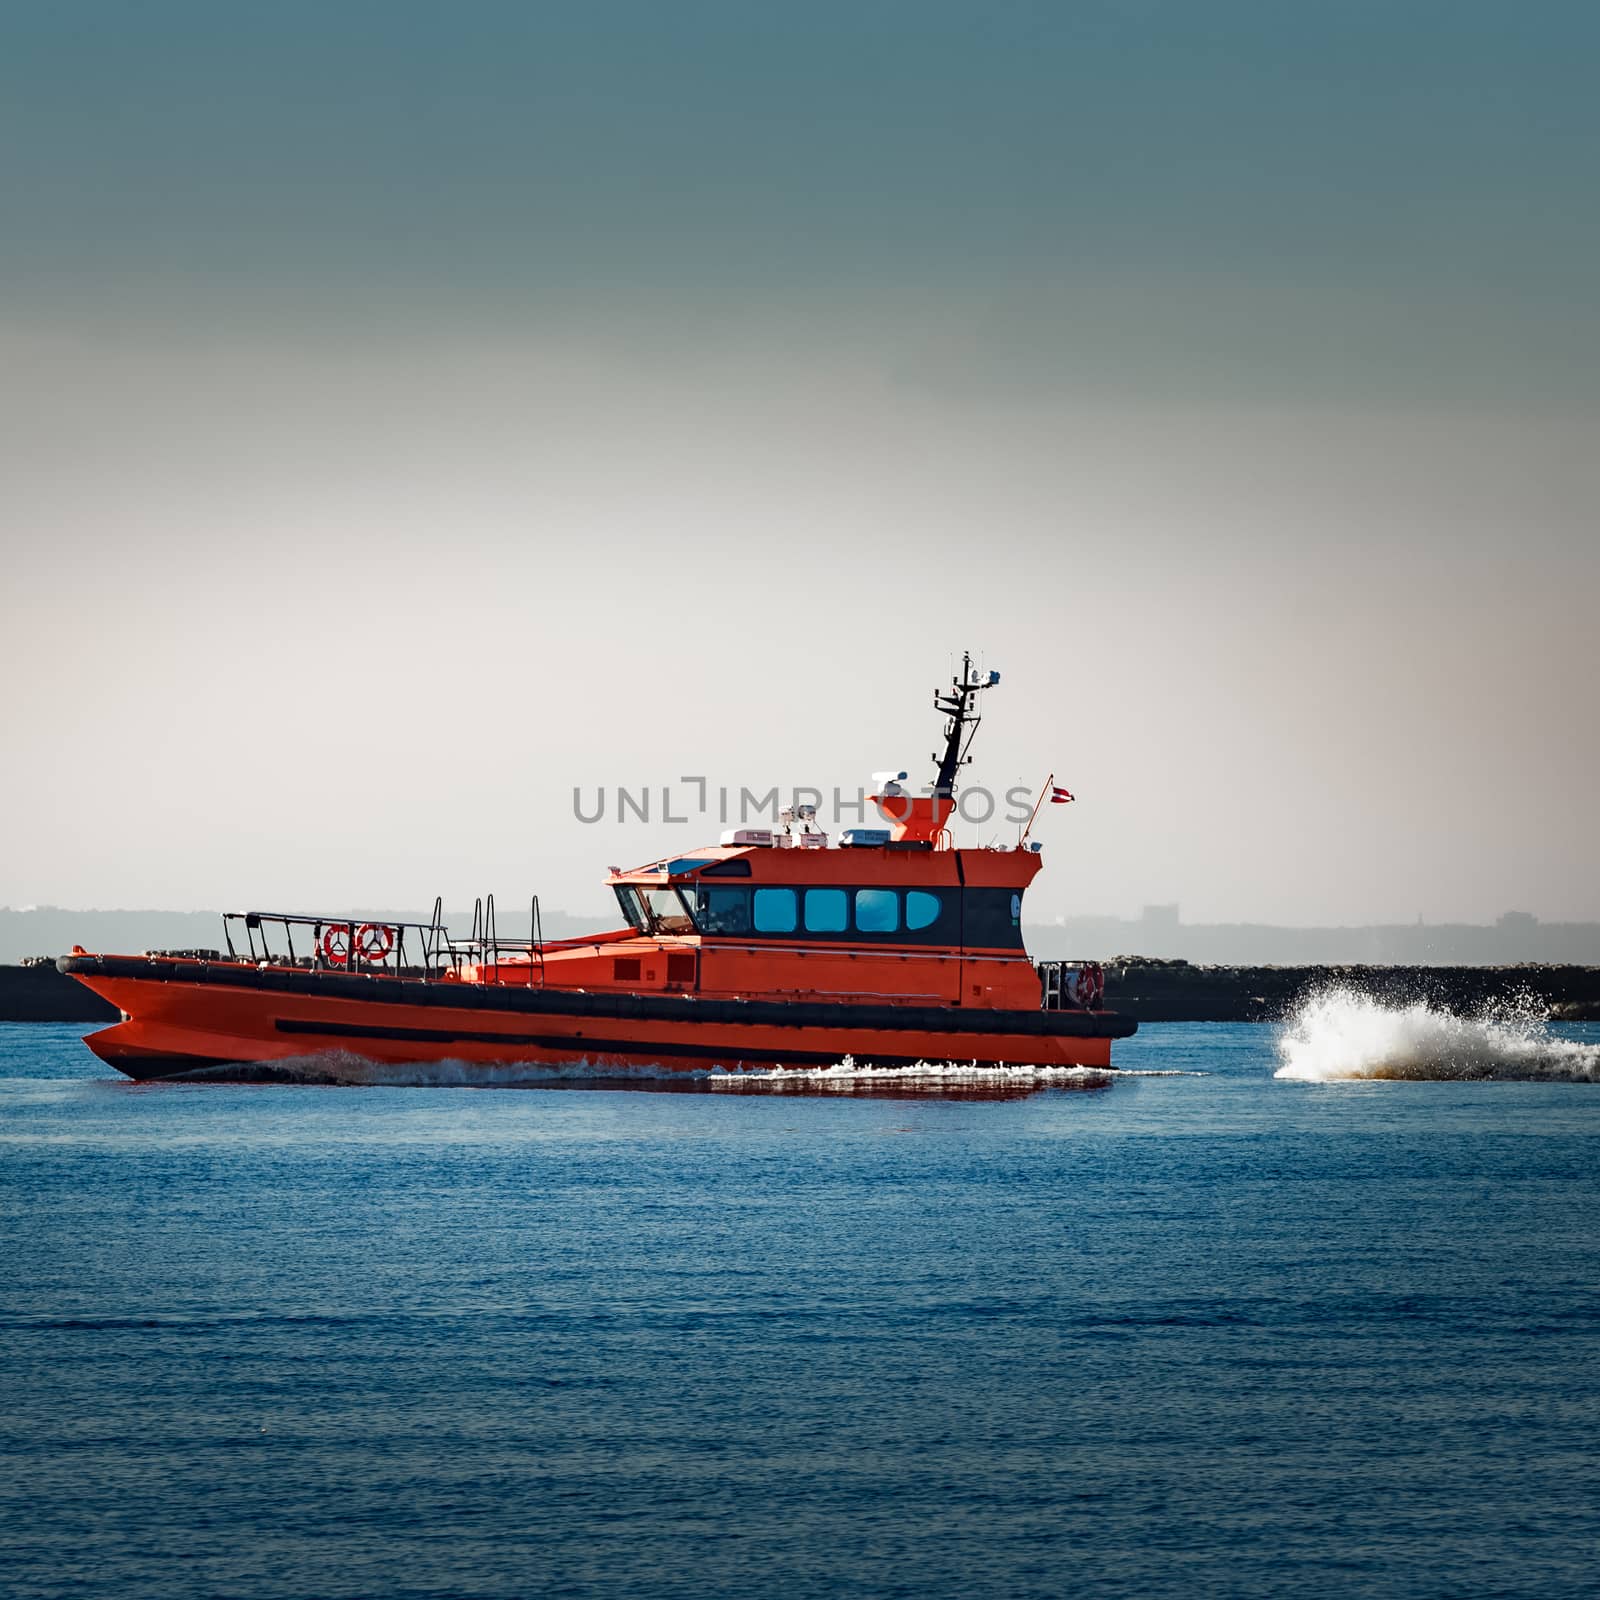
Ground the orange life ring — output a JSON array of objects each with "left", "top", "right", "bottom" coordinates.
[
  {"left": 357, "top": 922, "right": 394, "bottom": 963},
  {"left": 1079, "top": 961, "right": 1105, "bottom": 1010},
  {"left": 321, "top": 924, "right": 352, "bottom": 965}
]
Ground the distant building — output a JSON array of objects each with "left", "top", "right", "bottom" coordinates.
[
  {"left": 1497, "top": 911, "right": 1539, "bottom": 929},
  {"left": 1140, "top": 903, "right": 1180, "bottom": 930}
]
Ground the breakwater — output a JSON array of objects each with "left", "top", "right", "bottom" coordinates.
[
  {"left": 3, "top": 960, "right": 120, "bottom": 1024},
  {"left": 6, "top": 958, "right": 1598, "bottom": 1026},
  {"left": 1103, "top": 959, "right": 1600, "bottom": 1022},
  {"left": 3, "top": 961, "right": 120, "bottom": 1022}
]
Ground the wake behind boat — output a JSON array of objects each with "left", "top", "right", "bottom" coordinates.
[{"left": 60, "top": 657, "right": 1135, "bottom": 1081}]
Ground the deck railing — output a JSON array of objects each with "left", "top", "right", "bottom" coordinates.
[
  {"left": 220, "top": 893, "right": 548, "bottom": 985},
  {"left": 1037, "top": 960, "right": 1105, "bottom": 1012}
]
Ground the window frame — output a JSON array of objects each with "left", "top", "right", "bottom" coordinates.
[
  {"left": 752, "top": 886, "right": 799, "bottom": 934},
  {"left": 803, "top": 887, "right": 849, "bottom": 933},
  {"left": 639, "top": 885, "right": 700, "bottom": 935},
  {"left": 631, "top": 880, "right": 965, "bottom": 943},
  {"left": 613, "top": 885, "right": 649, "bottom": 933},
  {"left": 853, "top": 887, "right": 901, "bottom": 935},
  {"left": 696, "top": 884, "right": 752, "bottom": 936}
]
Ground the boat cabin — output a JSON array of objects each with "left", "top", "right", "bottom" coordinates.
[
  {"left": 574, "top": 831, "right": 1044, "bottom": 1008},
  {"left": 468, "top": 654, "right": 1048, "bottom": 1009}
]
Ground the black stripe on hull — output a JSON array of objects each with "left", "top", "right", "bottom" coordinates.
[{"left": 272, "top": 1017, "right": 1072, "bottom": 1068}]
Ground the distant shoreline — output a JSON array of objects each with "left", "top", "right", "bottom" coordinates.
[
  {"left": 8, "top": 959, "right": 1597, "bottom": 1026},
  {"left": 5, "top": 907, "right": 1597, "bottom": 970}
]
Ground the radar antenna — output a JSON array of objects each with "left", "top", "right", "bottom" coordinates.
[{"left": 931, "top": 651, "right": 1000, "bottom": 800}]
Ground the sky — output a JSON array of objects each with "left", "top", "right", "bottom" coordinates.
[{"left": 2, "top": 1, "right": 1597, "bottom": 926}]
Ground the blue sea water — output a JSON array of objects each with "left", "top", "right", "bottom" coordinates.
[{"left": 3, "top": 1019, "right": 1600, "bottom": 1600}]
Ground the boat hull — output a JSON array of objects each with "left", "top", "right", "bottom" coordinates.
[{"left": 60, "top": 954, "right": 1134, "bottom": 1081}]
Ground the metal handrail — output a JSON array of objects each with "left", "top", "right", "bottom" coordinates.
[
  {"left": 222, "top": 909, "right": 453, "bottom": 975},
  {"left": 220, "top": 895, "right": 553, "bottom": 983},
  {"left": 1036, "top": 959, "right": 1104, "bottom": 1012}
]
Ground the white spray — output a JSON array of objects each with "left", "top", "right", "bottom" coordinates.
[
  {"left": 1274, "top": 987, "right": 1600, "bottom": 1082},
  {"left": 172, "top": 1052, "right": 1195, "bottom": 1092}
]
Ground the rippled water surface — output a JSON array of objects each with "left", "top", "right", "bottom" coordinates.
[{"left": 4, "top": 1019, "right": 1600, "bottom": 1599}]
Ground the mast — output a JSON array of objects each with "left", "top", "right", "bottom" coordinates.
[
  {"left": 869, "top": 650, "right": 1001, "bottom": 844},
  {"left": 931, "top": 651, "right": 999, "bottom": 800}
]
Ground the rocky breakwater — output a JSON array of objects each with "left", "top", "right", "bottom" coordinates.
[
  {"left": 4, "top": 956, "right": 1598, "bottom": 1027},
  {"left": 1103, "top": 959, "right": 1600, "bottom": 1023},
  {"left": 1, "top": 959, "right": 119, "bottom": 1022}
]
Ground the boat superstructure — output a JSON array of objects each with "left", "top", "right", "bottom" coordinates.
[{"left": 61, "top": 656, "right": 1134, "bottom": 1081}]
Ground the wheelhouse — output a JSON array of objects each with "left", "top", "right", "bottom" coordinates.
[{"left": 611, "top": 872, "right": 1021, "bottom": 949}]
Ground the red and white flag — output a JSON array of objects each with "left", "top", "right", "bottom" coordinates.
[{"left": 1050, "top": 785, "right": 1075, "bottom": 804}]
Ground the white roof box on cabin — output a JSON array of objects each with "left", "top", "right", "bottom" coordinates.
[
  {"left": 720, "top": 828, "right": 775, "bottom": 847},
  {"left": 839, "top": 828, "right": 892, "bottom": 847}
]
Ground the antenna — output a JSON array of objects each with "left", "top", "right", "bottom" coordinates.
[{"left": 930, "top": 650, "right": 1001, "bottom": 800}]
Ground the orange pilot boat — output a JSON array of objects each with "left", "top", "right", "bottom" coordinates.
[{"left": 60, "top": 656, "right": 1135, "bottom": 1082}]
